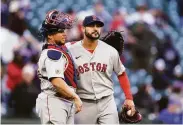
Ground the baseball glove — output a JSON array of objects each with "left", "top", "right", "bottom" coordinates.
[
  {"left": 100, "top": 30, "right": 124, "bottom": 55},
  {"left": 119, "top": 106, "right": 142, "bottom": 123}
]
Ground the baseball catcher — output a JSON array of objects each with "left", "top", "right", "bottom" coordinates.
[
  {"left": 100, "top": 30, "right": 142, "bottom": 123},
  {"left": 36, "top": 10, "right": 82, "bottom": 124}
]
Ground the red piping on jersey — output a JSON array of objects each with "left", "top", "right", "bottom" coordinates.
[
  {"left": 118, "top": 72, "right": 133, "bottom": 100},
  {"left": 47, "top": 95, "right": 51, "bottom": 122}
]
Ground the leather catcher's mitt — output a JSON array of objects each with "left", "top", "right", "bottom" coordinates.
[
  {"left": 100, "top": 30, "right": 124, "bottom": 55},
  {"left": 119, "top": 106, "right": 142, "bottom": 123}
]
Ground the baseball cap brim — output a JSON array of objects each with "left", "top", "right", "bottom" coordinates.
[{"left": 84, "top": 20, "right": 104, "bottom": 27}]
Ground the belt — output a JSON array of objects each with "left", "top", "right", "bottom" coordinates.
[
  {"left": 40, "top": 76, "right": 48, "bottom": 80},
  {"left": 80, "top": 95, "right": 110, "bottom": 103}
]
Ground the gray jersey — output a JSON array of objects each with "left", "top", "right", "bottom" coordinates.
[
  {"left": 67, "top": 40, "right": 125, "bottom": 100},
  {"left": 37, "top": 49, "right": 67, "bottom": 94},
  {"left": 36, "top": 48, "right": 76, "bottom": 124}
]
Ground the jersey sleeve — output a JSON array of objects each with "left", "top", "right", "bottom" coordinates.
[
  {"left": 45, "top": 50, "right": 66, "bottom": 80},
  {"left": 112, "top": 49, "right": 125, "bottom": 75},
  {"left": 65, "top": 42, "right": 72, "bottom": 49}
]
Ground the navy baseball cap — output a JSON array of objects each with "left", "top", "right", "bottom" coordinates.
[{"left": 83, "top": 15, "right": 104, "bottom": 27}]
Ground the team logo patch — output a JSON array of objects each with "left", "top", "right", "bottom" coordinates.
[
  {"left": 55, "top": 69, "right": 61, "bottom": 74},
  {"left": 92, "top": 15, "right": 97, "bottom": 21},
  {"left": 75, "top": 55, "right": 81, "bottom": 59}
]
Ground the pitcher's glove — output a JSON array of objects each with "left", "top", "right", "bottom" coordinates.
[
  {"left": 119, "top": 106, "right": 142, "bottom": 123},
  {"left": 100, "top": 31, "right": 124, "bottom": 55}
]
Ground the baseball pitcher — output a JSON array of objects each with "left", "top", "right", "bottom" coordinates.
[{"left": 67, "top": 15, "right": 136, "bottom": 124}]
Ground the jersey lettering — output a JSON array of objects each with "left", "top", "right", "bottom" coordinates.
[
  {"left": 77, "top": 62, "right": 108, "bottom": 74},
  {"left": 96, "top": 63, "right": 101, "bottom": 71},
  {"left": 90, "top": 62, "right": 96, "bottom": 71},
  {"left": 78, "top": 66, "right": 84, "bottom": 73},
  {"left": 101, "top": 64, "right": 107, "bottom": 72},
  {"left": 83, "top": 63, "right": 90, "bottom": 72}
]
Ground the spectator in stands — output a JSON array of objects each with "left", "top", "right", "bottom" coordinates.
[
  {"left": 151, "top": 9, "right": 172, "bottom": 28},
  {"left": 157, "top": 101, "right": 183, "bottom": 124},
  {"left": 109, "top": 10, "right": 126, "bottom": 31},
  {"left": 1, "top": 50, "right": 24, "bottom": 116},
  {"left": 152, "top": 58, "right": 171, "bottom": 90},
  {"left": 6, "top": 50, "right": 24, "bottom": 92},
  {"left": 176, "top": 0, "right": 183, "bottom": 27},
  {"left": 1, "top": 0, "right": 9, "bottom": 27},
  {"left": 11, "top": 64, "right": 40, "bottom": 117},
  {"left": 0, "top": 26, "right": 20, "bottom": 64},
  {"left": 156, "top": 84, "right": 183, "bottom": 124},
  {"left": 65, "top": 8, "right": 82, "bottom": 41},
  {"left": 156, "top": 36, "right": 180, "bottom": 79},
  {"left": 8, "top": 0, "right": 41, "bottom": 51},
  {"left": 126, "top": 4, "right": 155, "bottom": 26},
  {"left": 84, "top": 0, "right": 112, "bottom": 31},
  {"left": 0, "top": 0, "right": 40, "bottom": 64},
  {"left": 173, "top": 64, "right": 183, "bottom": 85},
  {"left": 156, "top": 96, "right": 169, "bottom": 112},
  {"left": 133, "top": 84, "right": 157, "bottom": 113},
  {"left": 128, "top": 22, "right": 160, "bottom": 71}
]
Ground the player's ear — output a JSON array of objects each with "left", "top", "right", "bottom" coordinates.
[{"left": 47, "top": 34, "right": 54, "bottom": 42}]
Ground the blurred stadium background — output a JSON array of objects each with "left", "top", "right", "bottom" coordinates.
[{"left": 1, "top": 0, "right": 183, "bottom": 124}]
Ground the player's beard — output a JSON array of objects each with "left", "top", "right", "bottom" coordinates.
[{"left": 85, "top": 30, "right": 100, "bottom": 41}]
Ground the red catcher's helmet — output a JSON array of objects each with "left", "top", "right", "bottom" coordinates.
[
  {"left": 39, "top": 9, "right": 76, "bottom": 38},
  {"left": 44, "top": 9, "right": 75, "bottom": 29}
]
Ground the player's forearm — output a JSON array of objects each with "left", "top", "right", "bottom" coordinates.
[
  {"left": 51, "top": 77, "right": 79, "bottom": 100},
  {"left": 118, "top": 72, "right": 133, "bottom": 100}
]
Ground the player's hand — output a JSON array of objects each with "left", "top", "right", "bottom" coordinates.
[
  {"left": 74, "top": 96, "right": 83, "bottom": 114},
  {"left": 122, "top": 99, "right": 135, "bottom": 116}
]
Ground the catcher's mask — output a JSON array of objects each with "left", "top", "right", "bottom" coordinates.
[
  {"left": 39, "top": 9, "right": 76, "bottom": 40},
  {"left": 119, "top": 106, "right": 142, "bottom": 123}
]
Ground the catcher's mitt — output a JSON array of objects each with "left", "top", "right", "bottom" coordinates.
[
  {"left": 100, "top": 31, "right": 124, "bottom": 55},
  {"left": 119, "top": 106, "right": 142, "bottom": 123}
]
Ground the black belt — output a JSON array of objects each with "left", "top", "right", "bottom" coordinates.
[
  {"left": 40, "top": 76, "right": 48, "bottom": 80},
  {"left": 80, "top": 95, "right": 110, "bottom": 103}
]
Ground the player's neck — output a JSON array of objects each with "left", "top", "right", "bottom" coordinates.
[
  {"left": 82, "top": 38, "right": 98, "bottom": 50},
  {"left": 47, "top": 39, "right": 64, "bottom": 46}
]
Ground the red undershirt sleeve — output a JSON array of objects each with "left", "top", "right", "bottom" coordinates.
[{"left": 118, "top": 72, "right": 133, "bottom": 100}]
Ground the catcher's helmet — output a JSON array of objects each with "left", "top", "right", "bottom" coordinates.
[
  {"left": 119, "top": 107, "right": 142, "bottom": 123},
  {"left": 39, "top": 9, "right": 76, "bottom": 39}
]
